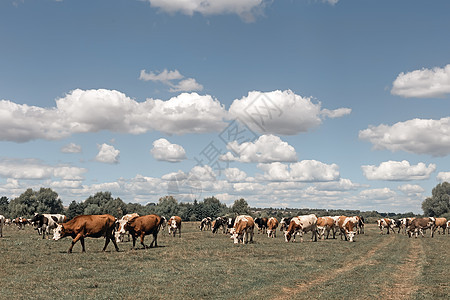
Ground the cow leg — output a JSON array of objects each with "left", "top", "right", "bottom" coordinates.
[
  {"left": 131, "top": 236, "right": 137, "bottom": 249},
  {"left": 140, "top": 233, "right": 147, "bottom": 249},
  {"left": 68, "top": 234, "right": 83, "bottom": 253},
  {"left": 150, "top": 232, "right": 158, "bottom": 248}
]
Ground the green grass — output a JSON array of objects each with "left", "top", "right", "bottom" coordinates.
[{"left": 0, "top": 223, "right": 449, "bottom": 299}]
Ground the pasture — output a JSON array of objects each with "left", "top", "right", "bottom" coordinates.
[{"left": 0, "top": 223, "right": 449, "bottom": 299}]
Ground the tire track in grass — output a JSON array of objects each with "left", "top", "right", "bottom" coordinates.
[
  {"left": 379, "top": 239, "right": 424, "bottom": 300},
  {"left": 273, "top": 234, "right": 396, "bottom": 300}
]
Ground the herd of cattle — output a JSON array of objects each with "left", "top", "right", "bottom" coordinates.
[{"left": 0, "top": 213, "right": 448, "bottom": 253}]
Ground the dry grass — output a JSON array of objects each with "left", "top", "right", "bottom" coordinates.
[{"left": 0, "top": 223, "right": 449, "bottom": 299}]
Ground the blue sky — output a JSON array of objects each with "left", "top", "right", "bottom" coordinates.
[{"left": 1, "top": 0, "right": 450, "bottom": 213}]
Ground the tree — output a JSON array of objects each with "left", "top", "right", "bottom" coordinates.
[
  {"left": 422, "top": 182, "right": 450, "bottom": 217},
  {"left": 156, "top": 196, "right": 179, "bottom": 217},
  {"left": 67, "top": 200, "right": 85, "bottom": 219},
  {"left": 0, "top": 196, "right": 9, "bottom": 216},
  {"left": 8, "top": 188, "right": 63, "bottom": 217},
  {"left": 231, "top": 198, "right": 250, "bottom": 215}
]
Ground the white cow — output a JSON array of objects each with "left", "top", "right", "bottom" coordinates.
[
  {"left": 0, "top": 215, "right": 5, "bottom": 237},
  {"left": 284, "top": 214, "right": 318, "bottom": 242},
  {"left": 115, "top": 213, "right": 140, "bottom": 242}
]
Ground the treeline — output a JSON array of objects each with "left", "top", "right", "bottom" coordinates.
[{"left": 1, "top": 182, "right": 449, "bottom": 222}]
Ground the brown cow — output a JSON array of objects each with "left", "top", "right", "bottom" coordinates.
[
  {"left": 284, "top": 214, "right": 318, "bottom": 242},
  {"left": 230, "top": 215, "right": 254, "bottom": 244},
  {"left": 408, "top": 217, "right": 435, "bottom": 238},
  {"left": 118, "top": 214, "right": 163, "bottom": 249},
  {"left": 338, "top": 216, "right": 357, "bottom": 242},
  {"left": 267, "top": 217, "right": 279, "bottom": 238},
  {"left": 377, "top": 218, "right": 395, "bottom": 234},
  {"left": 316, "top": 216, "right": 336, "bottom": 240},
  {"left": 53, "top": 214, "right": 119, "bottom": 253},
  {"left": 433, "top": 217, "right": 447, "bottom": 235},
  {"left": 168, "top": 216, "right": 182, "bottom": 237}
]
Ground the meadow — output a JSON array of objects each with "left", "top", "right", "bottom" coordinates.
[{"left": 0, "top": 222, "right": 448, "bottom": 299}]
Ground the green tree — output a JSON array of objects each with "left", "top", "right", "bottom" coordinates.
[
  {"left": 231, "top": 198, "right": 250, "bottom": 215},
  {"left": 0, "top": 196, "right": 9, "bottom": 216},
  {"left": 66, "top": 200, "right": 85, "bottom": 219},
  {"left": 422, "top": 182, "right": 450, "bottom": 217},
  {"left": 156, "top": 195, "right": 179, "bottom": 217}
]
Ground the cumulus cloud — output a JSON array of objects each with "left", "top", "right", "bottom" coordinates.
[
  {"left": 361, "top": 160, "right": 436, "bottom": 181},
  {"left": 437, "top": 172, "right": 450, "bottom": 182},
  {"left": 145, "top": 0, "right": 267, "bottom": 22},
  {"left": 0, "top": 89, "right": 229, "bottom": 142},
  {"left": 397, "top": 184, "right": 425, "bottom": 195},
  {"left": 140, "top": 69, "right": 203, "bottom": 92},
  {"left": 61, "top": 143, "right": 82, "bottom": 153},
  {"left": 257, "top": 160, "right": 340, "bottom": 182},
  {"left": 0, "top": 158, "right": 86, "bottom": 180},
  {"left": 315, "top": 178, "right": 362, "bottom": 191},
  {"left": 224, "top": 168, "right": 248, "bottom": 182},
  {"left": 229, "top": 90, "right": 350, "bottom": 135},
  {"left": 220, "top": 134, "right": 297, "bottom": 163},
  {"left": 151, "top": 138, "right": 187, "bottom": 162},
  {"left": 391, "top": 64, "right": 450, "bottom": 98},
  {"left": 95, "top": 143, "right": 120, "bottom": 164},
  {"left": 359, "top": 188, "right": 397, "bottom": 200},
  {"left": 359, "top": 117, "right": 450, "bottom": 157}
]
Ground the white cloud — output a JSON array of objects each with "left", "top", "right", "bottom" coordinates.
[
  {"left": 224, "top": 168, "right": 248, "bottom": 182},
  {"left": 0, "top": 158, "right": 87, "bottom": 180},
  {"left": 229, "top": 90, "right": 350, "bottom": 135},
  {"left": 437, "top": 172, "right": 450, "bottom": 182},
  {"left": 361, "top": 160, "right": 436, "bottom": 181},
  {"left": 61, "top": 143, "right": 82, "bottom": 153},
  {"left": 0, "top": 89, "right": 229, "bottom": 142},
  {"left": 221, "top": 134, "right": 297, "bottom": 163},
  {"left": 359, "top": 117, "right": 450, "bottom": 157},
  {"left": 257, "top": 160, "right": 340, "bottom": 182},
  {"left": 360, "top": 188, "right": 397, "bottom": 200},
  {"left": 397, "top": 184, "right": 425, "bottom": 195},
  {"left": 151, "top": 138, "right": 187, "bottom": 162},
  {"left": 391, "top": 64, "right": 450, "bottom": 98},
  {"left": 315, "top": 178, "right": 362, "bottom": 191},
  {"left": 95, "top": 143, "right": 120, "bottom": 164},
  {"left": 145, "top": 0, "right": 267, "bottom": 22},
  {"left": 140, "top": 69, "right": 203, "bottom": 92}
]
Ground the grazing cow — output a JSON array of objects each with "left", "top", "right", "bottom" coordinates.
[
  {"left": 279, "top": 217, "right": 292, "bottom": 232},
  {"left": 226, "top": 217, "right": 235, "bottom": 233},
  {"left": 0, "top": 215, "right": 5, "bottom": 237},
  {"left": 377, "top": 218, "right": 395, "bottom": 234},
  {"left": 267, "top": 217, "right": 279, "bottom": 238},
  {"left": 199, "top": 217, "right": 212, "bottom": 231},
  {"left": 53, "top": 214, "right": 119, "bottom": 253},
  {"left": 316, "top": 216, "right": 336, "bottom": 240},
  {"left": 399, "top": 217, "right": 415, "bottom": 235},
  {"left": 30, "top": 213, "right": 67, "bottom": 239},
  {"left": 254, "top": 217, "right": 268, "bottom": 234},
  {"left": 230, "top": 215, "right": 254, "bottom": 244},
  {"left": 115, "top": 213, "right": 139, "bottom": 242},
  {"left": 284, "top": 214, "right": 318, "bottom": 242},
  {"left": 433, "top": 217, "right": 447, "bottom": 235},
  {"left": 338, "top": 216, "right": 357, "bottom": 242},
  {"left": 116, "top": 214, "right": 163, "bottom": 249},
  {"left": 168, "top": 216, "right": 182, "bottom": 237},
  {"left": 212, "top": 217, "right": 227, "bottom": 234},
  {"left": 408, "top": 217, "right": 436, "bottom": 238},
  {"left": 13, "top": 217, "right": 29, "bottom": 230}
]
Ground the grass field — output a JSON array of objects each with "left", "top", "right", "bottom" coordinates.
[{"left": 0, "top": 222, "right": 449, "bottom": 299}]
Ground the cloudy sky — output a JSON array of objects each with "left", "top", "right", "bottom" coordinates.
[{"left": 1, "top": 0, "right": 450, "bottom": 213}]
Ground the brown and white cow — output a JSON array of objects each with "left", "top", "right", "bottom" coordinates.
[
  {"left": 338, "top": 216, "right": 357, "bottom": 242},
  {"left": 168, "top": 216, "right": 182, "bottom": 237},
  {"left": 408, "top": 217, "right": 436, "bottom": 238},
  {"left": 399, "top": 217, "right": 415, "bottom": 235},
  {"left": 267, "top": 217, "right": 279, "bottom": 238},
  {"left": 199, "top": 217, "right": 212, "bottom": 231},
  {"left": 0, "top": 215, "right": 5, "bottom": 237},
  {"left": 30, "top": 213, "right": 67, "bottom": 239},
  {"left": 432, "top": 217, "right": 447, "bottom": 235},
  {"left": 279, "top": 217, "right": 292, "bottom": 232},
  {"left": 230, "top": 215, "right": 255, "bottom": 244},
  {"left": 117, "top": 214, "right": 163, "bottom": 249},
  {"left": 377, "top": 218, "right": 395, "bottom": 234},
  {"left": 316, "top": 216, "right": 336, "bottom": 240},
  {"left": 53, "top": 214, "right": 119, "bottom": 253},
  {"left": 284, "top": 214, "right": 318, "bottom": 242},
  {"left": 115, "top": 213, "right": 140, "bottom": 242}
]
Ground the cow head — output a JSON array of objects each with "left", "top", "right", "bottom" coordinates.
[
  {"left": 52, "top": 224, "right": 65, "bottom": 240},
  {"left": 284, "top": 231, "right": 293, "bottom": 242},
  {"left": 115, "top": 219, "right": 128, "bottom": 242},
  {"left": 346, "top": 229, "right": 356, "bottom": 242}
]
